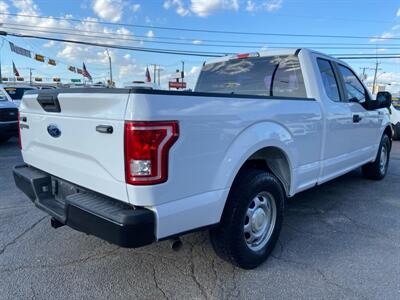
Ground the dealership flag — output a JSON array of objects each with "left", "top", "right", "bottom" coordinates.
[
  {"left": 9, "top": 42, "right": 31, "bottom": 58},
  {"left": 48, "top": 59, "right": 56, "bottom": 66},
  {"left": 68, "top": 66, "right": 76, "bottom": 73},
  {"left": 34, "top": 54, "right": 45, "bottom": 62},
  {"left": 145, "top": 66, "right": 151, "bottom": 82},
  {"left": 82, "top": 63, "right": 92, "bottom": 81},
  {"left": 12, "top": 61, "right": 20, "bottom": 77}
]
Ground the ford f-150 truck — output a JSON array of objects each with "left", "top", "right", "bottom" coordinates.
[{"left": 13, "top": 49, "right": 392, "bottom": 269}]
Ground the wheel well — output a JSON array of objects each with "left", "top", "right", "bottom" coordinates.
[
  {"left": 384, "top": 125, "right": 393, "bottom": 149},
  {"left": 239, "top": 147, "right": 291, "bottom": 196},
  {"left": 384, "top": 125, "right": 392, "bottom": 139}
]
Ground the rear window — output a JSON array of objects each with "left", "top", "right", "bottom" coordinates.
[
  {"left": 195, "top": 55, "right": 307, "bottom": 98},
  {"left": 4, "top": 87, "right": 35, "bottom": 100}
]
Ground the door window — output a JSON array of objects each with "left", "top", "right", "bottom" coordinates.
[
  {"left": 317, "top": 58, "right": 340, "bottom": 102},
  {"left": 338, "top": 65, "right": 367, "bottom": 103}
]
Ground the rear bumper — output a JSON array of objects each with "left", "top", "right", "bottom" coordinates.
[
  {"left": 0, "top": 121, "right": 18, "bottom": 137},
  {"left": 13, "top": 164, "right": 155, "bottom": 248}
]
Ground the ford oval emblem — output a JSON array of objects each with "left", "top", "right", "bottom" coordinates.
[{"left": 47, "top": 124, "right": 61, "bottom": 138}]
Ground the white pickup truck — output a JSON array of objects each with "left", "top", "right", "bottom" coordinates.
[{"left": 14, "top": 49, "right": 393, "bottom": 269}]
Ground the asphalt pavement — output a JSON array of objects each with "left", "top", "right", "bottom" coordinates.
[{"left": 1, "top": 137, "right": 400, "bottom": 299}]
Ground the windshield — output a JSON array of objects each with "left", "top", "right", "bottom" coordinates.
[
  {"left": 195, "top": 55, "right": 306, "bottom": 98},
  {"left": 4, "top": 87, "right": 35, "bottom": 100}
]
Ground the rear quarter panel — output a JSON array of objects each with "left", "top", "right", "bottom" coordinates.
[{"left": 125, "top": 92, "right": 323, "bottom": 208}]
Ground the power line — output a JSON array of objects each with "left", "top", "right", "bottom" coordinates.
[
  {"left": 7, "top": 26, "right": 400, "bottom": 51},
  {"left": 1, "top": 12, "right": 400, "bottom": 40},
  {"left": 4, "top": 31, "right": 226, "bottom": 57},
  {"left": 3, "top": 22, "right": 400, "bottom": 47}
]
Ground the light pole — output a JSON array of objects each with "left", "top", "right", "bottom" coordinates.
[{"left": 106, "top": 49, "right": 113, "bottom": 87}]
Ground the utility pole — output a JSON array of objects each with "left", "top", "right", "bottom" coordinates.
[
  {"left": 372, "top": 61, "right": 381, "bottom": 94},
  {"left": 181, "top": 61, "right": 185, "bottom": 81},
  {"left": 106, "top": 49, "right": 113, "bottom": 87},
  {"left": 153, "top": 64, "right": 157, "bottom": 84},
  {"left": 29, "top": 68, "right": 34, "bottom": 86},
  {"left": 360, "top": 67, "right": 366, "bottom": 82}
]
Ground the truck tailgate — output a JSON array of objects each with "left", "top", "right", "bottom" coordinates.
[{"left": 19, "top": 90, "right": 130, "bottom": 202}]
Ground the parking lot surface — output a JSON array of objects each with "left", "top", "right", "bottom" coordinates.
[{"left": 1, "top": 138, "right": 400, "bottom": 299}]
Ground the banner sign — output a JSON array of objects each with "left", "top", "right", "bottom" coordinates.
[{"left": 9, "top": 42, "right": 31, "bottom": 58}]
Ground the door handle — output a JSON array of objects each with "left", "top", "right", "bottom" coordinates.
[
  {"left": 353, "top": 114, "right": 362, "bottom": 123},
  {"left": 96, "top": 125, "right": 113, "bottom": 134}
]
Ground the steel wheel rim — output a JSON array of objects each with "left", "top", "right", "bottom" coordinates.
[
  {"left": 380, "top": 144, "right": 388, "bottom": 174},
  {"left": 244, "top": 192, "right": 277, "bottom": 251}
]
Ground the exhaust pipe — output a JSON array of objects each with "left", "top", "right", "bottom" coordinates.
[
  {"left": 50, "top": 217, "right": 64, "bottom": 229},
  {"left": 170, "top": 237, "right": 183, "bottom": 251}
]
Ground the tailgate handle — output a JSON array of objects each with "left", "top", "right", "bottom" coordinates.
[
  {"left": 96, "top": 125, "right": 113, "bottom": 134},
  {"left": 37, "top": 94, "right": 61, "bottom": 113}
]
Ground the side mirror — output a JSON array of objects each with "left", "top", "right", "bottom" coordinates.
[{"left": 376, "top": 91, "right": 392, "bottom": 109}]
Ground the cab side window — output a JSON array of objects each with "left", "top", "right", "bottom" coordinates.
[
  {"left": 338, "top": 65, "right": 367, "bottom": 103},
  {"left": 272, "top": 55, "right": 307, "bottom": 98},
  {"left": 317, "top": 58, "right": 340, "bottom": 102}
]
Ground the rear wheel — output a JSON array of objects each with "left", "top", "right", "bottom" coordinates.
[
  {"left": 210, "top": 169, "right": 284, "bottom": 269},
  {"left": 362, "top": 134, "right": 390, "bottom": 180}
]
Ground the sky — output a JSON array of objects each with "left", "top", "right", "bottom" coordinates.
[{"left": 0, "top": 0, "right": 400, "bottom": 91}]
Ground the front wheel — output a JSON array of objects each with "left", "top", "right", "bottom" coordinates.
[
  {"left": 362, "top": 134, "right": 390, "bottom": 180},
  {"left": 210, "top": 169, "right": 284, "bottom": 269}
]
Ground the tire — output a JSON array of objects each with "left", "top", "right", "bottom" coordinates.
[
  {"left": 210, "top": 169, "right": 284, "bottom": 269},
  {"left": 362, "top": 134, "right": 391, "bottom": 180},
  {"left": 0, "top": 136, "right": 11, "bottom": 144},
  {"left": 393, "top": 124, "right": 400, "bottom": 140}
]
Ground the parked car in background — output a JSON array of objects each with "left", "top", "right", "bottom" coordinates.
[
  {"left": 14, "top": 48, "right": 393, "bottom": 269},
  {"left": 3, "top": 85, "right": 37, "bottom": 106},
  {"left": 390, "top": 105, "right": 400, "bottom": 140},
  {"left": 0, "top": 87, "right": 18, "bottom": 144},
  {"left": 124, "top": 81, "right": 159, "bottom": 90}
]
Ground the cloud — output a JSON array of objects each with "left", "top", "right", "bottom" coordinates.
[
  {"left": 245, "top": 0, "right": 256, "bottom": 12},
  {"left": 397, "top": 8, "right": 400, "bottom": 17},
  {"left": 192, "top": 39, "right": 202, "bottom": 44},
  {"left": 131, "top": 3, "right": 141, "bottom": 12},
  {"left": 146, "top": 30, "right": 155, "bottom": 38},
  {"left": 190, "top": 0, "right": 239, "bottom": 17},
  {"left": 264, "top": 0, "right": 283, "bottom": 12},
  {"left": 12, "top": 0, "right": 39, "bottom": 15},
  {"left": 245, "top": 0, "right": 283, "bottom": 13},
  {"left": 0, "top": 1, "right": 8, "bottom": 22},
  {"left": 164, "top": 0, "right": 190, "bottom": 16},
  {"left": 43, "top": 40, "right": 56, "bottom": 48},
  {"left": 92, "top": 0, "right": 123, "bottom": 22},
  {"left": 164, "top": 0, "right": 282, "bottom": 17},
  {"left": 370, "top": 32, "right": 394, "bottom": 42}
]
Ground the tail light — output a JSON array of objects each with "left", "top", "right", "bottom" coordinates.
[
  {"left": 233, "top": 52, "right": 260, "bottom": 60},
  {"left": 18, "top": 111, "right": 22, "bottom": 150},
  {"left": 124, "top": 121, "right": 179, "bottom": 185}
]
